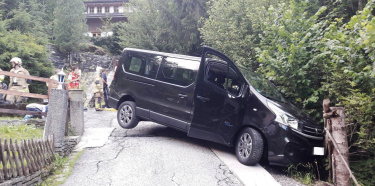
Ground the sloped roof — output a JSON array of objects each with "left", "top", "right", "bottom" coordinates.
[{"left": 84, "top": 0, "right": 128, "bottom": 5}]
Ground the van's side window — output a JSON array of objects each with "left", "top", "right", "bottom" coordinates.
[
  {"left": 128, "top": 57, "right": 142, "bottom": 73},
  {"left": 206, "top": 61, "right": 244, "bottom": 96},
  {"left": 206, "top": 62, "right": 228, "bottom": 90},
  {"left": 158, "top": 57, "right": 199, "bottom": 86},
  {"left": 227, "top": 65, "right": 244, "bottom": 96},
  {"left": 123, "top": 53, "right": 162, "bottom": 79}
]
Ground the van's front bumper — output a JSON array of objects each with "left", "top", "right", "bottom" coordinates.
[{"left": 267, "top": 123, "right": 325, "bottom": 166}]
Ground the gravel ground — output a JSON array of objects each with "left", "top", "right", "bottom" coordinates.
[{"left": 262, "top": 165, "right": 306, "bottom": 186}]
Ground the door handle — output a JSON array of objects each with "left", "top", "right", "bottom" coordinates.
[
  {"left": 178, "top": 93, "right": 188, "bottom": 98},
  {"left": 197, "top": 95, "right": 210, "bottom": 102}
]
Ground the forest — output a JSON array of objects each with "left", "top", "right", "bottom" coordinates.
[{"left": 0, "top": 0, "right": 374, "bottom": 184}]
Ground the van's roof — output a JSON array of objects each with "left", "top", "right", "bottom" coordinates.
[{"left": 123, "top": 48, "right": 201, "bottom": 61}]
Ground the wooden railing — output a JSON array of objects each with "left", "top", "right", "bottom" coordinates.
[
  {"left": 0, "top": 71, "right": 57, "bottom": 116},
  {"left": 0, "top": 135, "right": 55, "bottom": 183}
]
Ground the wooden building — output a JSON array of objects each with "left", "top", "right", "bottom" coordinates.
[{"left": 84, "top": 0, "right": 128, "bottom": 37}]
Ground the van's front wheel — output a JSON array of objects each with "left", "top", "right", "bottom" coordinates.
[
  {"left": 235, "top": 128, "right": 264, "bottom": 165},
  {"left": 117, "top": 101, "right": 139, "bottom": 129}
]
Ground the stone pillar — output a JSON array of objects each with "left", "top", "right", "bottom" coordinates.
[
  {"left": 69, "top": 89, "right": 84, "bottom": 135},
  {"left": 44, "top": 89, "right": 69, "bottom": 152}
]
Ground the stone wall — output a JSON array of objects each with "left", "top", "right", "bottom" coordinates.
[
  {"left": 55, "top": 136, "right": 81, "bottom": 157},
  {"left": 47, "top": 44, "right": 115, "bottom": 72},
  {"left": 0, "top": 170, "right": 45, "bottom": 186}
]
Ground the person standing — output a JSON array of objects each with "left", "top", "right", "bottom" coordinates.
[
  {"left": 0, "top": 68, "right": 4, "bottom": 83},
  {"left": 68, "top": 66, "right": 80, "bottom": 89},
  {"left": 0, "top": 69, "right": 8, "bottom": 104},
  {"left": 0, "top": 68, "right": 7, "bottom": 103},
  {"left": 93, "top": 67, "right": 104, "bottom": 111},
  {"left": 7, "top": 57, "right": 30, "bottom": 104},
  {"left": 101, "top": 68, "right": 109, "bottom": 108},
  {"left": 47, "top": 69, "right": 60, "bottom": 89}
]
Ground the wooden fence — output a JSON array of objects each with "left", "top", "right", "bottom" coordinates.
[
  {"left": 0, "top": 71, "right": 57, "bottom": 116},
  {"left": 0, "top": 135, "right": 55, "bottom": 183}
]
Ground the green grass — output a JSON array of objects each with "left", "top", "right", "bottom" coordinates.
[
  {"left": 41, "top": 150, "right": 85, "bottom": 186},
  {"left": 0, "top": 116, "right": 24, "bottom": 120},
  {"left": 286, "top": 163, "right": 317, "bottom": 185},
  {"left": 0, "top": 124, "right": 44, "bottom": 170},
  {"left": 0, "top": 124, "right": 43, "bottom": 140}
]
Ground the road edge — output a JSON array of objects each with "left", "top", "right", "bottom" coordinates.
[{"left": 209, "top": 143, "right": 281, "bottom": 186}]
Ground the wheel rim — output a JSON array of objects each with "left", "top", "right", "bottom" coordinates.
[
  {"left": 238, "top": 133, "right": 252, "bottom": 159},
  {"left": 120, "top": 105, "right": 133, "bottom": 125}
]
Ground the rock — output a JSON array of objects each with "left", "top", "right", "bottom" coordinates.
[{"left": 47, "top": 44, "right": 119, "bottom": 73}]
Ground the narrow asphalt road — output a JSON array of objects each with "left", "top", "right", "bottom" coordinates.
[
  {"left": 63, "top": 110, "right": 245, "bottom": 186},
  {"left": 62, "top": 70, "right": 282, "bottom": 186},
  {"left": 62, "top": 108, "right": 281, "bottom": 186}
]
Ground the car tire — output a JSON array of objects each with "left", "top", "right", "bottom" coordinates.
[
  {"left": 235, "top": 128, "right": 264, "bottom": 165},
  {"left": 117, "top": 101, "right": 139, "bottom": 129}
]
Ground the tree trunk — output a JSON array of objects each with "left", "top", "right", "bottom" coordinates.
[
  {"left": 323, "top": 99, "right": 333, "bottom": 183},
  {"left": 358, "top": 0, "right": 363, "bottom": 11},
  {"left": 69, "top": 52, "right": 72, "bottom": 66},
  {"left": 330, "top": 107, "right": 350, "bottom": 186}
]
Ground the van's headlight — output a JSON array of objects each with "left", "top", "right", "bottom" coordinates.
[{"left": 268, "top": 102, "right": 299, "bottom": 129}]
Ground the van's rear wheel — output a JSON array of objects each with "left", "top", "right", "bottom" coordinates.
[
  {"left": 235, "top": 128, "right": 264, "bottom": 165},
  {"left": 117, "top": 101, "right": 139, "bottom": 129}
]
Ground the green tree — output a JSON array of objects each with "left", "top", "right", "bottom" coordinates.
[
  {"left": 4, "top": 2, "right": 32, "bottom": 33},
  {"left": 0, "top": 23, "right": 53, "bottom": 95},
  {"left": 92, "top": 22, "right": 123, "bottom": 55},
  {"left": 0, "top": 0, "right": 19, "bottom": 20},
  {"left": 43, "top": 0, "right": 58, "bottom": 40},
  {"left": 0, "top": 0, "right": 55, "bottom": 95},
  {"left": 0, "top": 0, "right": 57, "bottom": 42},
  {"left": 256, "top": 1, "right": 328, "bottom": 119},
  {"left": 256, "top": 1, "right": 374, "bottom": 184},
  {"left": 53, "top": 0, "right": 88, "bottom": 56},
  {"left": 305, "top": 0, "right": 369, "bottom": 22},
  {"left": 27, "top": 0, "right": 53, "bottom": 41},
  {"left": 314, "top": 3, "right": 375, "bottom": 184},
  {"left": 117, "top": 0, "right": 207, "bottom": 55},
  {"left": 200, "top": 0, "right": 284, "bottom": 70}
]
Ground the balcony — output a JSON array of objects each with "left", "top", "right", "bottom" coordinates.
[{"left": 85, "top": 12, "right": 125, "bottom": 19}]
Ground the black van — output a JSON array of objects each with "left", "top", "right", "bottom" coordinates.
[{"left": 108, "top": 47, "right": 325, "bottom": 166}]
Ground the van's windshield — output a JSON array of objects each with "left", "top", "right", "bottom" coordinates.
[{"left": 239, "top": 68, "right": 287, "bottom": 103}]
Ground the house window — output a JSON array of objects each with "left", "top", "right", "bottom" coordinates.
[
  {"left": 92, "top": 33, "right": 101, "bottom": 37},
  {"left": 97, "top": 7, "right": 102, "bottom": 13},
  {"left": 90, "top": 7, "right": 94, "bottom": 13},
  {"left": 105, "top": 7, "right": 110, "bottom": 13},
  {"left": 114, "top": 6, "right": 119, "bottom": 13}
]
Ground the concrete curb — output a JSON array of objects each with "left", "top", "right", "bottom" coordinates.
[{"left": 209, "top": 143, "right": 280, "bottom": 186}]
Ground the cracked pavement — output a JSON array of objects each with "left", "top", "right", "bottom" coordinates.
[{"left": 62, "top": 109, "right": 243, "bottom": 186}]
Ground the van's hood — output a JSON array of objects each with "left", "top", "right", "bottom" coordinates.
[{"left": 248, "top": 85, "right": 316, "bottom": 124}]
